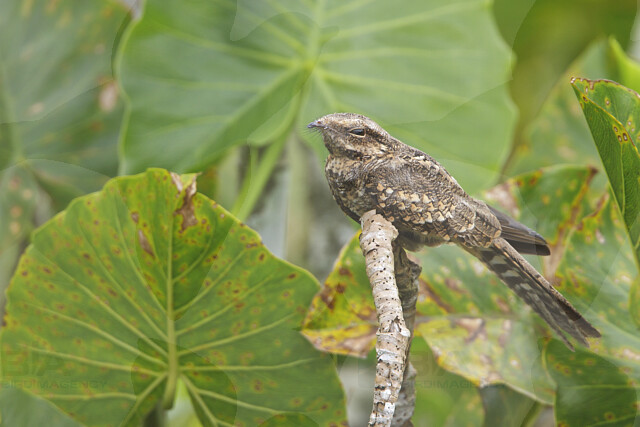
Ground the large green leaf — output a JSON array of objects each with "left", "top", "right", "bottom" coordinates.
[
  {"left": 0, "top": 169, "right": 346, "bottom": 426},
  {"left": 0, "top": 388, "right": 81, "bottom": 427},
  {"left": 572, "top": 78, "right": 640, "bottom": 271},
  {"left": 0, "top": 0, "right": 129, "bottom": 294},
  {"left": 492, "top": 0, "right": 636, "bottom": 165},
  {"left": 410, "top": 337, "right": 484, "bottom": 427},
  {"left": 0, "top": 165, "right": 39, "bottom": 304},
  {"left": 303, "top": 165, "right": 599, "bottom": 404},
  {"left": 0, "top": 0, "right": 127, "bottom": 201},
  {"left": 505, "top": 40, "right": 608, "bottom": 176},
  {"left": 479, "top": 385, "right": 538, "bottom": 427},
  {"left": 119, "top": 0, "right": 514, "bottom": 193},
  {"left": 548, "top": 196, "right": 639, "bottom": 426},
  {"left": 546, "top": 342, "right": 638, "bottom": 427}
]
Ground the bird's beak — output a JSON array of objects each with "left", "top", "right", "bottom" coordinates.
[{"left": 307, "top": 120, "right": 325, "bottom": 129}]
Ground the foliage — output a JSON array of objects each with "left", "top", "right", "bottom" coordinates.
[
  {"left": 1, "top": 0, "right": 640, "bottom": 425},
  {"left": 1, "top": 169, "right": 346, "bottom": 426},
  {"left": 0, "top": 0, "right": 128, "bottom": 306},
  {"left": 572, "top": 78, "right": 640, "bottom": 270},
  {"left": 118, "top": 0, "right": 515, "bottom": 193}
]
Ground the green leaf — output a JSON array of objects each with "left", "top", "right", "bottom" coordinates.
[
  {"left": 411, "top": 337, "right": 484, "bottom": 427},
  {"left": 0, "top": 0, "right": 130, "bottom": 292},
  {"left": 0, "top": 0, "right": 127, "bottom": 199},
  {"left": 609, "top": 37, "right": 640, "bottom": 93},
  {"left": 0, "top": 165, "right": 39, "bottom": 312},
  {"left": 479, "top": 385, "right": 538, "bottom": 427},
  {"left": 493, "top": 0, "right": 636, "bottom": 156},
  {"left": 0, "top": 388, "right": 82, "bottom": 427},
  {"left": 572, "top": 78, "right": 640, "bottom": 270},
  {"left": 119, "top": 0, "right": 515, "bottom": 193},
  {"left": 549, "top": 195, "right": 640, "bottom": 425},
  {"left": 545, "top": 341, "right": 638, "bottom": 427},
  {"left": 0, "top": 169, "right": 346, "bottom": 426},
  {"left": 505, "top": 40, "right": 608, "bottom": 176},
  {"left": 301, "top": 234, "right": 376, "bottom": 358}
]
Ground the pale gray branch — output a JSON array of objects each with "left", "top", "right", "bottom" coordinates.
[
  {"left": 359, "top": 210, "right": 414, "bottom": 427},
  {"left": 391, "top": 246, "right": 421, "bottom": 426}
]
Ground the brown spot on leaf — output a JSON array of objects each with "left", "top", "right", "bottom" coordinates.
[
  {"left": 457, "top": 318, "right": 485, "bottom": 344},
  {"left": 287, "top": 273, "right": 297, "bottom": 280},
  {"left": 131, "top": 212, "right": 139, "bottom": 224},
  {"left": 173, "top": 175, "right": 198, "bottom": 231},
  {"left": 338, "top": 267, "right": 351, "bottom": 276},
  {"left": 495, "top": 297, "right": 510, "bottom": 314},
  {"left": 542, "top": 167, "right": 597, "bottom": 277},
  {"left": 335, "top": 283, "right": 346, "bottom": 294},
  {"left": 420, "top": 278, "right": 454, "bottom": 313},
  {"left": 318, "top": 286, "right": 336, "bottom": 311},
  {"left": 89, "top": 121, "right": 103, "bottom": 132},
  {"left": 138, "top": 230, "right": 154, "bottom": 257},
  {"left": 10, "top": 205, "right": 22, "bottom": 218},
  {"left": 444, "top": 277, "right": 464, "bottom": 293}
]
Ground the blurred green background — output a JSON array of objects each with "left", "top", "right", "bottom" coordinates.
[{"left": 1, "top": 0, "right": 639, "bottom": 425}]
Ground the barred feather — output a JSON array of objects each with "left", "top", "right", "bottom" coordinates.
[{"left": 465, "top": 238, "right": 600, "bottom": 350}]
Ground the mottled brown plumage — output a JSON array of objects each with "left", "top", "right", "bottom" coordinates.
[{"left": 309, "top": 112, "right": 600, "bottom": 350}]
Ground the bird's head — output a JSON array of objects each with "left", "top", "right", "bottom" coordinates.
[{"left": 307, "top": 113, "right": 396, "bottom": 158}]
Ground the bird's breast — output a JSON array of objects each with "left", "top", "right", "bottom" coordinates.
[{"left": 325, "top": 156, "right": 376, "bottom": 219}]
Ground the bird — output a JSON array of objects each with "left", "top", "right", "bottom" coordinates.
[{"left": 308, "top": 112, "right": 600, "bottom": 350}]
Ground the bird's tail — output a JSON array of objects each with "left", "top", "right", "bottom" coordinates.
[{"left": 464, "top": 237, "right": 600, "bottom": 350}]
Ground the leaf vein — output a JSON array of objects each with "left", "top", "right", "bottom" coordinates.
[
  {"left": 176, "top": 273, "right": 275, "bottom": 336},
  {"left": 24, "top": 345, "right": 162, "bottom": 376},
  {"left": 179, "top": 314, "right": 295, "bottom": 355},
  {"left": 22, "top": 302, "right": 166, "bottom": 368}
]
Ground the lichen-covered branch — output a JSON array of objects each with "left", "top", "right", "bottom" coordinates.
[
  {"left": 391, "top": 246, "right": 421, "bottom": 426},
  {"left": 393, "top": 362, "right": 417, "bottom": 426},
  {"left": 359, "top": 210, "right": 411, "bottom": 427}
]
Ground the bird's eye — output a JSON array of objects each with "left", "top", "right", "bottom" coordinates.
[{"left": 349, "top": 128, "right": 365, "bottom": 136}]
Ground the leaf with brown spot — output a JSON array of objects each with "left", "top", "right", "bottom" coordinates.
[
  {"left": 0, "top": 0, "right": 130, "bottom": 304},
  {"left": 302, "top": 234, "right": 377, "bottom": 357},
  {"left": 174, "top": 175, "right": 199, "bottom": 231},
  {"left": 548, "top": 196, "right": 640, "bottom": 425},
  {"left": 0, "top": 169, "right": 346, "bottom": 426},
  {"left": 572, "top": 77, "right": 640, "bottom": 274}
]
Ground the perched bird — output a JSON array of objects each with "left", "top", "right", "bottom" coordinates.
[{"left": 308, "top": 112, "right": 600, "bottom": 350}]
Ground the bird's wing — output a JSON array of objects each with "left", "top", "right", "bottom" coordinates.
[
  {"left": 487, "top": 205, "right": 550, "bottom": 256},
  {"left": 363, "top": 155, "right": 500, "bottom": 247}
]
